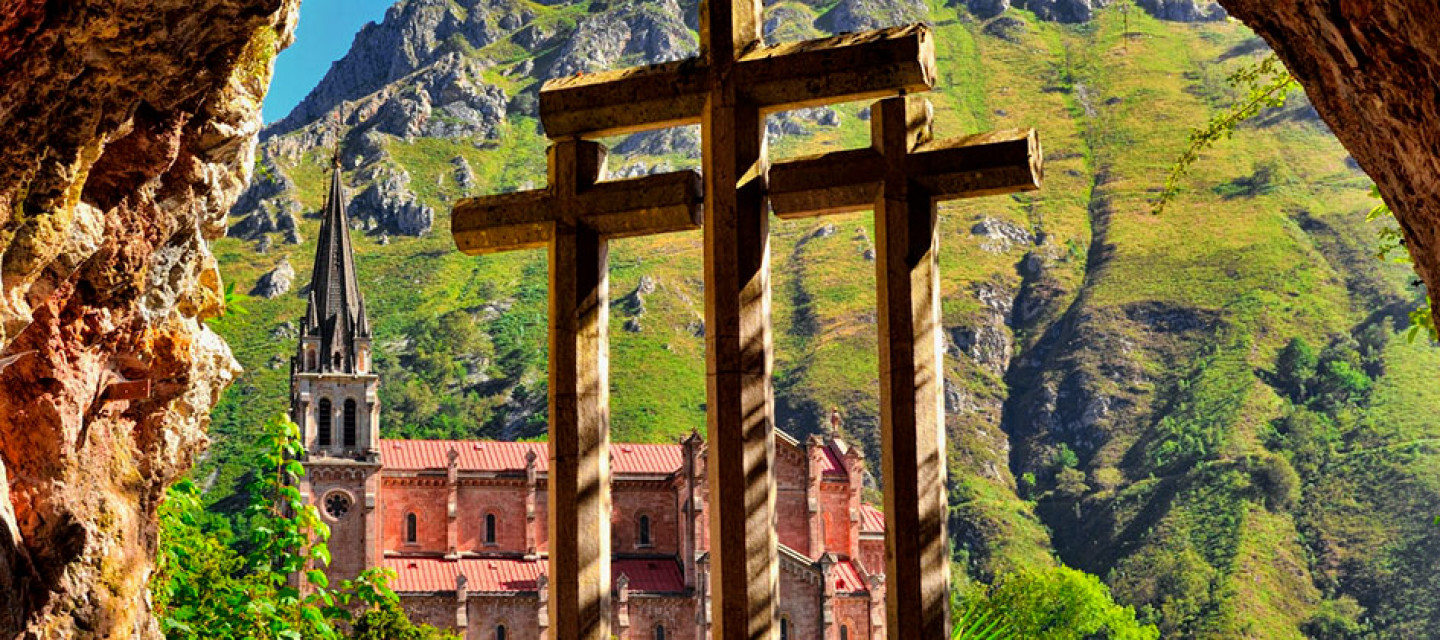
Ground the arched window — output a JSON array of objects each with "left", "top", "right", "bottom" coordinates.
[
  {"left": 495, "top": 625, "right": 506, "bottom": 640},
  {"left": 485, "top": 513, "right": 497, "bottom": 545},
  {"left": 343, "top": 399, "right": 357, "bottom": 447},
  {"left": 840, "top": 625, "right": 848, "bottom": 640},
  {"left": 305, "top": 347, "right": 316, "bottom": 371},
  {"left": 405, "top": 513, "right": 417, "bottom": 544},
  {"left": 654, "top": 624, "right": 666, "bottom": 640},
  {"left": 779, "top": 616, "right": 789, "bottom": 640},
  {"left": 317, "top": 399, "right": 332, "bottom": 446},
  {"left": 638, "top": 514, "right": 652, "bottom": 547}
]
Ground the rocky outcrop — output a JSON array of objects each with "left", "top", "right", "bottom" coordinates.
[
  {"left": 1213, "top": 0, "right": 1440, "bottom": 329},
  {"left": 353, "top": 165, "right": 435, "bottom": 236},
  {"left": 960, "top": 0, "right": 1224, "bottom": 22},
  {"left": 251, "top": 258, "right": 295, "bottom": 299},
  {"left": 972, "top": 217, "right": 1035, "bottom": 254},
  {"left": 546, "top": 0, "right": 695, "bottom": 78},
  {"left": 0, "top": 0, "right": 296, "bottom": 636},
  {"left": 614, "top": 126, "right": 701, "bottom": 158},
  {"left": 451, "top": 156, "right": 476, "bottom": 192},
  {"left": 820, "top": 0, "right": 930, "bottom": 33},
  {"left": 1136, "top": 0, "right": 1225, "bottom": 22},
  {"left": 272, "top": 0, "right": 530, "bottom": 135},
  {"left": 1018, "top": 0, "right": 1099, "bottom": 24}
]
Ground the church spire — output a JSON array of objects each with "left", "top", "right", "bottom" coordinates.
[{"left": 300, "top": 151, "right": 370, "bottom": 373}]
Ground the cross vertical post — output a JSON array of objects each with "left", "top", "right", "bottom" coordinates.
[
  {"left": 872, "top": 96, "right": 949, "bottom": 639},
  {"left": 769, "top": 94, "right": 1043, "bottom": 637},
  {"left": 453, "top": 138, "right": 701, "bottom": 640},
  {"left": 547, "top": 138, "right": 612, "bottom": 640},
  {"left": 700, "top": 1, "right": 779, "bottom": 639}
]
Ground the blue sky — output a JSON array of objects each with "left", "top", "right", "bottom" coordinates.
[{"left": 264, "top": 0, "right": 397, "bottom": 123}]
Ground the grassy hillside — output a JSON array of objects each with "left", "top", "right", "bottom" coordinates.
[{"left": 207, "top": 1, "right": 1440, "bottom": 636}]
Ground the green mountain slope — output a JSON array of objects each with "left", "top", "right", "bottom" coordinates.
[{"left": 208, "top": 0, "right": 1440, "bottom": 636}]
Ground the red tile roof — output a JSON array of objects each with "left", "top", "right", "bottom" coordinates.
[
  {"left": 860, "top": 504, "right": 884, "bottom": 533},
  {"left": 384, "top": 557, "right": 543, "bottom": 593},
  {"left": 379, "top": 439, "right": 684, "bottom": 476},
  {"left": 382, "top": 557, "right": 687, "bottom": 594},
  {"left": 614, "top": 558, "right": 686, "bottom": 593},
  {"left": 820, "top": 445, "right": 846, "bottom": 476},
  {"left": 831, "top": 560, "right": 868, "bottom": 594}
]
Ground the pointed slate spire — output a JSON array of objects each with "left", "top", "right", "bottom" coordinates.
[{"left": 300, "top": 149, "right": 371, "bottom": 373}]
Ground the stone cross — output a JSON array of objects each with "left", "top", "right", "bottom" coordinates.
[
  {"left": 537, "top": 3, "right": 936, "bottom": 637},
  {"left": 451, "top": 141, "right": 702, "bottom": 640},
  {"left": 769, "top": 95, "right": 1042, "bottom": 637}
]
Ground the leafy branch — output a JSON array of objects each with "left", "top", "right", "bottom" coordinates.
[
  {"left": 1154, "top": 55, "right": 1299, "bottom": 214},
  {"left": 1364, "top": 186, "right": 1438, "bottom": 343},
  {"left": 153, "top": 415, "right": 456, "bottom": 640}
]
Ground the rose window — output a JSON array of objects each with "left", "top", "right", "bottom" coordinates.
[{"left": 324, "top": 492, "right": 352, "bottom": 520}]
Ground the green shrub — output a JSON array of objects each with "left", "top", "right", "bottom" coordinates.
[
  {"left": 153, "top": 415, "right": 452, "bottom": 640},
  {"left": 1246, "top": 453, "right": 1300, "bottom": 512},
  {"left": 963, "top": 566, "right": 1158, "bottom": 640},
  {"left": 1274, "top": 337, "right": 1317, "bottom": 401}
]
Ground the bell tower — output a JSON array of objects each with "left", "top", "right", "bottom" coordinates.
[
  {"left": 291, "top": 152, "right": 379, "bottom": 459},
  {"left": 292, "top": 152, "right": 381, "bottom": 583}
]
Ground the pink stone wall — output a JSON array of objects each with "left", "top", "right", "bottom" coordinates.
[
  {"left": 821, "top": 483, "right": 854, "bottom": 558},
  {"left": 613, "top": 483, "right": 680, "bottom": 554},
  {"left": 859, "top": 537, "right": 885, "bottom": 576},
  {"left": 618, "top": 597, "right": 697, "bottom": 640},
  {"left": 778, "top": 567, "right": 823, "bottom": 640},
  {"left": 775, "top": 443, "right": 812, "bottom": 555},
  {"left": 455, "top": 483, "right": 528, "bottom": 553},
  {"left": 383, "top": 479, "right": 449, "bottom": 552},
  {"left": 465, "top": 597, "right": 542, "bottom": 640}
]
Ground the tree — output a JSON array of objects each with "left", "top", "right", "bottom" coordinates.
[
  {"left": 152, "top": 415, "right": 454, "bottom": 640},
  {"left": 1056, "top": 468, "right": 1089, "bottom": 500},
  {"left": 350, "top": 600, "right": 457, "bottom": 640},
  {"left": 963, "top": 566, "right": 1159, "bottom": 640},
  {"left": 1273, "top": 337, "right": 1317, "bottom": 401}
]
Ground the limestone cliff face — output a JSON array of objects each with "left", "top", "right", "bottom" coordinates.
[
  {"left": 1215, "top": 0, "right": 1440, "bottom": 330},
  {"left": 0, "top": 0, "right": 299, "bottom": 636}
]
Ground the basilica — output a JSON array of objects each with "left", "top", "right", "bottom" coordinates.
[{"left": 292, "top": 162, "right": 889, "bottom": 639}]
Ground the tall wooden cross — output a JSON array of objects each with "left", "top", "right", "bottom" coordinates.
[
  {"left": 538, "top": 4, "right": 936, "bottom": 638},
  {"left": 770, "top": 95, "right": 1042, "bottom": 637},
  {"left": 451, "top": 141, "right": 702, "bottom": 640}
]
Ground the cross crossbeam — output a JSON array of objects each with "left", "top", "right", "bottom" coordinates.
[
  {"left": 539, "top": 24, "right": 936, "bottom": 138},
  {"left": 772, "top": 95, "right": 1042, "bottom": 638},
  {"left": 770, "top": 128, "right": 1042, "bottom": 217},
  {"left": 451, "top": 140, "right": 701, "bottom": 640}
]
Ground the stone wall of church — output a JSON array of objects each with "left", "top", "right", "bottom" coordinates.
[
  {"left": 859, "top": 538, "right": 885, "bottom": 576},
  {"left": 775, "top": 447, "right": 812, "bottom": 554},
  {"left": 383, "top": 478, "right": 449, "bottom": 551},
  {"left": 465, "top": 596, "right": 542, "bottom": 640},
  {"left": 396, "top": 595, "right": 461, "bottom": 633},
  {"left": 455, "top": 483, "right": 529, "bottom": 552},
  {"left": 821, "top": 482, "right": 854, "bottom": 556},
  {"left": 621, "top": 596, "right": 697, "bottom": 640},
  {"left": 400, "top": 594, "right": 544, "bottom": 640},
  {"left": 613, "top": 484, "right": 681, "bottom": 554},
  {"left": 306, "top": 466, "right": 374, "bottom": 582},
  {"left": 777, "top": 565, "right": 824, "bottom": 640},
  {"left": 831, "top": 595, "right": 876, "bottom": 640}
]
